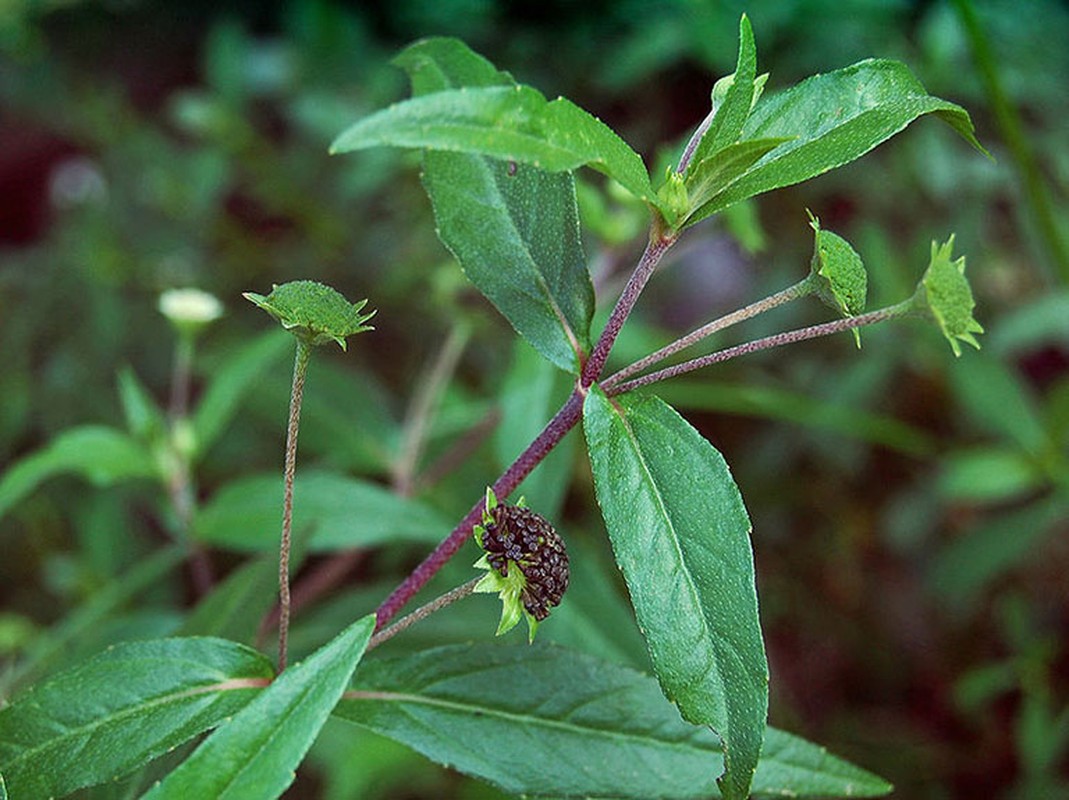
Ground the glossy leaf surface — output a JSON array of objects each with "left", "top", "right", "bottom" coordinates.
[
  {"left": 144, "top": 616, "right": 374, "bottom": 800},
  {"left": 0, "top": 638, "right": 273, "bottom": 799},
  {"left": 336, "top": 644, "right": 890, "bottom": 799},
  {"left": 583, "top": 388, "right": 767, "bottom": 800}
]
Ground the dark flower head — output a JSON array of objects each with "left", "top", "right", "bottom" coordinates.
[{"left": 473, "top": 488, "right": 569, "bottom": 641}]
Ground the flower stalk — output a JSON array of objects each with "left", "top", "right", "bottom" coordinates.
[{"left": 277, "top": 339, "right": 311, "bottom": 672}]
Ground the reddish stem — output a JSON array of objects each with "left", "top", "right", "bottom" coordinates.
[
  {"left": 374, "top": 227, "right": 676, "bottom": 631},
  {"left": 374, "top": 390, "right": 584, "bottom": 630}
]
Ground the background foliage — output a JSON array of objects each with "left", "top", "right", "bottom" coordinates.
[{"left": 1, "top": 1, "right": 1067, "bottom": 797}]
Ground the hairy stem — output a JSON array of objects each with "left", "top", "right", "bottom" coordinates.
[
  {"left": 368, "top": 577, "right": 481, "bottom": 652},
  {"left": 580, "top": 233, "right": 675, "bottom": 389},
  {"left": 609, "top": 303, "right": 912, "bottom": 395},
  {"left": 603, "top": 276, "right": 815, "bottom": 390},
  {"left": 677, "top": 107, "right": 717, "bottom": 175},
  {"left": 278, "top": 340, "right": 312, "bottom": 672}
]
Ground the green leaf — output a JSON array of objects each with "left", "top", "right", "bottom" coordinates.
[
  {"left": 423, "top": 153, "right": 594, "bottom": 372},
  {"left": 690, "top": 59, "right": 986, "bottom": 222},
  {"left": 330, "top": 85, "right": 659, "bottom": 213},
  {"left": 913, "top": 236, "right": 983, "bottom": 356},
  {"left": 392, "top": 36, "right": 510, "bottom": 94},
  {"left": 1, "top": 547, "right": 185, "bottom": 696},
  {"left": 938, "top": 447, "right": 1045, "bottom": 504},
  {"left": 194, "top": 470, "right": 450, "bottom": 552},
  {"left": 143, "top": 615, "right": 374, "bottom": 800},
  {"left": 0, "top": 770, "right": 6, "bottom": 800},
  {"left": 335, "top": 643, "right": 891, "bottom": 799},
  {"left": 583, "top": 388, "right": 768, "bottom": 800},
  {"left": 691, "top": 15, "right": 758, "bottom": 164},
  {"left": 177, "top": 556, "right": 280, "bottom": 644},
  {"left": 0, "top": 426, "right": 157, "bottom": 523},
  {"left": 0, "top": 638, "right": 273, "bottom": 799},
  {"left": 244, "top": 280, "right": 374, "bottom": 350},
  {"left": 391, "top": 38, "right": 595, "bottom": 373},
  {"left": 808, "top": 213, "right": 868, "bottom": 346},
  {"left": 929, "top": 494, "right": 1068, "bottom": 608},
  {"left": 117, "top": 367, "right": 166, "bottom": 442},
  {"left": 192, "top": 330, "right": 291, "bottom": 459},
  {"left": 683, "top": 138, "right": 790, "bottom": 226}
]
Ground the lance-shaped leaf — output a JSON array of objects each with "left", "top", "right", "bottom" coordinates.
[
  {"left": 0, "top": 638, "right": 274, "bottom": 799},
  {"left": 682, "top": 138, "right": 790, "bottom": 227},
  {"left": 335, "top": 644, "right": 891, "bottom": 799},
  {"left": 422, "top": 153, "right": 593, "bottom": 372},
  {"left": 583, "top": 388, "right": 768, "bottom": 800},
  {"left": 330, "top": 83, "right": 658, "bottom": 212},
  {"left": 687, "top": 59, "right": 986, "bottom": 224},
  {"left": 143, "top": 615, "right": 374, "bottom": 800},
  {"left": 689, "top": 15, "right": 758, "bottom": 166},
  {"left": 381, "top": 37, "right": 596, "bottom": 373}
]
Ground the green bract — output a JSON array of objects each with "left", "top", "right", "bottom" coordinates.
[
  {"left": 473, "top": 489, "right": 529, "bottom": 638},
  {"left": 808, "top": 212, "right": 868, "bottom": 347},
  {"left": 243, "top": 281, "right": 374, "bottom": 350},
  {"left": 914, "top": 236, "right": 983, "bottom": 356}
]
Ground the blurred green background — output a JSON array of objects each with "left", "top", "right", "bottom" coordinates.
[{"left": 1, "top": 1, "right": 1067, "bottom": 798}]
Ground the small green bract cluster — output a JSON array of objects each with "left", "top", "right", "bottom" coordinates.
[
  {"left": 243, "top": 280, "right": 374, "bottom": 350},
  {"left": 913, "top": 236, "right": 983, "bottom": 356},
  {"left": 473, "top": 488, "right": 569, "bottom": 642}
]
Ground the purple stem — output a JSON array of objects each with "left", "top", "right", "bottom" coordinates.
[
  {"left": 375, "top": 232, "right": 678, "bottom": 631},
  {"left": 374, "top": 390, "right": 584, "bottom": 629},
  {"left": 580, "top": 234, "right": 675, "bottom": 390},
  {"left": 608, "top": 304, "right": 908, "bottom": 396}
]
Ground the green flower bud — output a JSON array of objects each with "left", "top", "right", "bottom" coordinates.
[
  {"left": 807, "top": 212, "right": 867, "bottom": 347},
  {"left": 913, "top": 236, "right": 983, "bottom": 356},
  {"left": 243, "top": 280, "right": 374, "bottom": 350}
]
